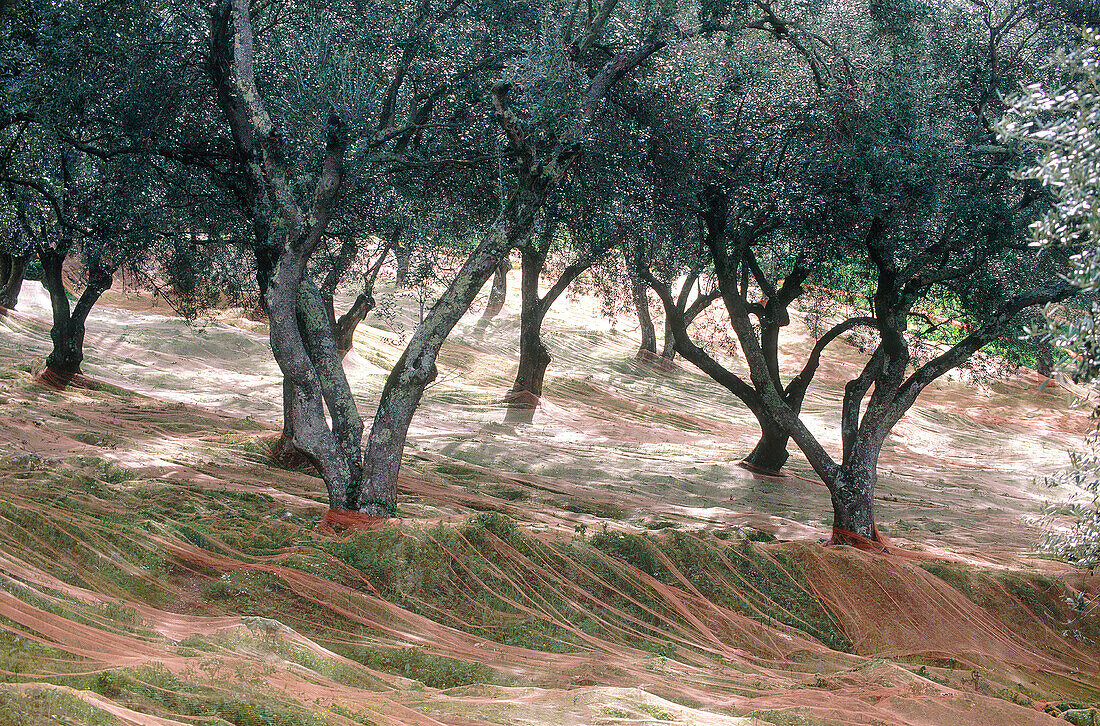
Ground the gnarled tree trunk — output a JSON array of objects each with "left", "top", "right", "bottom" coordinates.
[
  {"left": 360, "top": 213, "right": 523, "bottom": 513},
  {"left": 631, "top": 274, "right": 657, "bottom": 359},
  {"left": 355, "top": 25, "right": 666, "bottom": 513},
  {"left": 505, "top": 249, "right": 551, "bottom": 423},
  {"left": 212, "top": 0, "right": 362, "bottom": 510},
  {"left": 743, "top": 415, "right": 791, "bottom": 473},
  {"left": 660, "top": 316, "right": 676, "bottom": 362},
  {"left": 829, "top": 452, "right": 879, "bottom": 540},
  {"left": 0, "top": 250, "right": 29, "bottom": 310},
  {"left": 216, "top": 4, "right": 668, "bottom": 515},
  {"left": 477, "top": 254, "right": 510, "bottom": 329},
  {"left": 40, "top": 248, "right": 114, "bottom": 376},
  {"left": 501, "top": 229, "right": 593, "bottom": 423},
  {"left": 331, "top": 293, "right": 374, "bottom": 357},
  {"left": 320, "top": 233, "right": 392, "bottom": 358}
]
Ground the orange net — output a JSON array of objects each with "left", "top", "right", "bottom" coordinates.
[
  {"left": 1, "top": 273, "right": 1099, "bottom": 725},
  {"left": 0, "top": 437, "right": 1096, "bottom": 726},
  {"left": 829, "top": 525, "right": 892, "bottom": 553},
  {"left": 34, "top": 366, "right": 102, "bottom": 391},
  {"left": 315, "top": 508, "right": 391, "bottom": 536}
]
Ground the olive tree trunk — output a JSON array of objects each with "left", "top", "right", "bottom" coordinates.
[
  {"left": 39, "top": 248, "right": 114, "bottom": 376},
  {"left": 728, "top": 234, "right": 1076, "bottom": 541},
  {"left": 505, "top": 249, "right": 552, "bottom": 423},
  {"left": 394, "top": 242, "right": 411, "bottom": 288},
  {"left": 217, "top": 1, "right": 668, "bottom": 514},
  {"left": 660, "top": 316, "right": 676, "bottom": 361},
  {"left": 503, "top": 243, "right": 592, "bottom": 423},
  {"left": 359, "top": 216, "right": 519, "bottom": 512},
  {"left": 631, "top": 274, "right": 657, "bottom": 358},
  {"left": 212, "top": 0, "right": 362, "bottom": 509},
  {"left": 476, "top": 254, "right": 511, "bottom": 329},
  {"left": 0, "top": 250, "right": 29, "bottom": 310},
  {"left": 361, "top": 37, "right": 667, "bottom": 507}
]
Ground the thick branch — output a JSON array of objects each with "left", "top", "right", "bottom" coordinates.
[
  {"left": 490, "top": 82, "right": 533, "bottom": 172},
  {"left": 378, "top": 43, "right": 417, "bottom": 131},
  {"left": 641, "top": 265, "right": 759, "bottom": 405},
  {"left": 221, "top": 0, "right": 304, "bottom": 242},
  {"left": 789, "top": 316, "right": 876, "bottom": 400},
  {"left": 706, "top": 228, "right": 839, "bottom": 483},
  {"left": 571, "top": 0, "right": 618, "bottom": 58},
  {"left": 573, "top": 41, "right": 665, "bottom": 137},
  {"left": 540, "top": 259, "right": 592, "bottom": 316},
  {"left": 304, "top": 114, "right": 346, "bottom": 252},
  {"left": 891, "top": 279, "right": 1080, "bottom": 423},
  {"left": 841, "top": 348, "right": 884, "bottom": 461}
]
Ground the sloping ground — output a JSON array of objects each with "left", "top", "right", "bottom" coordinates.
[{"left": 0, "top": 277, "right": 1098, "bottom": 726}]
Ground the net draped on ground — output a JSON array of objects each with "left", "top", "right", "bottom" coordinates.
[{"left": 0, "top": 278, "right": 1097, "bottom": 725}]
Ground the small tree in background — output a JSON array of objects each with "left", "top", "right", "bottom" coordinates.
[{"left": 999, "top": 29, "right": 1100, "bottom": 568}]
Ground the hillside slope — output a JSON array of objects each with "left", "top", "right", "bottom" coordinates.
[{"left": 0, "top": 278, "right": 1097, "bottom": 726}]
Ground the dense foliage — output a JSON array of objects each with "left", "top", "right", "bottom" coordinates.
[{"left": 999, "top": 29, "right": 1100, "bottom": 568}]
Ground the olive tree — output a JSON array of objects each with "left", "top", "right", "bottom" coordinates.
[
  {"left": 210, "top": 0, "right": 680, "bottom": 514},
  {"left": 0, "top": 0, "right": 182, "bottom": 379},
  {"left": 643, "top": 0, "right": 1081, "bottom": 542},
  {"left": 998, "top": 29, "right": 1100, "bottom": 567}
]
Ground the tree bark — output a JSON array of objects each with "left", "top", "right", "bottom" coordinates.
[
  {"left": 271, "top": 378, "right": 310, "bottom": 468},
  {"left": 1036, "top": 339, "right": 1054, "bottom": 378},
  {"left": 212, "top": 0, "right": 360, "bottom": 510},
  {"left": 40, "top": 249, "right": 113, "bottom": 375},
  {"left": 829, "top": 456, "right": 878, "bottom": 539},
  {"left": 394, "top": 239, "right": 410, "bottom": 287},
  {"left": 332, "top": 293, "right": 374, "bottom": 357},
  {"left": 478, "top": 254, "right": 510, "bottom": 327},
  {"left": 321, "top": 233, "right": 391, "bottom": 358},
  {"left": 267, "top": 259, "right": 360, "bottom": 510},
  {"left": 0, "top": 251, "right": 28, "bottom": 309},
  {"left": 505, "top": 249, "right": 551, "bottom": 423},
  {"left": 632, "top": 274, "right": 657, "bottom": 358},
  {"left": 360, "top": 214, "right": 522, "bottom": 513},
  {"left": 743, "top": 414, "right": 790, "bottom": 472},
  {"left": 660, "top": 315, "right": 676, "bottom": 361}
]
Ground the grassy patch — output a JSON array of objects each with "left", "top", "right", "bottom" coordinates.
[
  {"left": 0, "top": 686, "right": 120, "bottom": 726},
  {"left": 600, "top": 705, "right": 633, "bottom": 718},
  {"left": 54, "top": 664, "right": 330, "bottom": 726},
  {"left": 589, "top": 529, "right": 662, "bottom": 577},
  {"left": 483, "top": 483, "right": 529, "bottom": 501},
  {"left": 333, "top": 645, "right": 496, "bottom": 689},
  {"left": 435, "top": 461, "right": 493, "bottom": 484},
  {"left": 660, "top": 535, "right": 851, "bottom": 653},
  {"left": 637, "top": 702, "right": 675, "bottom": 721},
  {"left": 72, "top": 431, "right": 125, "bottom": 448},
  {"left": 747, "top": 709, "right": 826, "bottom": 725},
  {"left": 0, "top": 628, "right": 92, "bottom": 682},
  {"left": 562, "top": 498, "right": 627, "bottom": 519}
]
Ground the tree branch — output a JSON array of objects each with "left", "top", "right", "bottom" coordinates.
[{"left": 892, "top": 279, "right": 1080, "bottom": 420}]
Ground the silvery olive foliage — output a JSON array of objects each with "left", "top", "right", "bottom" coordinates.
[{"left": 998, "top": 29, "right": 1100, "bottom": 568}]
